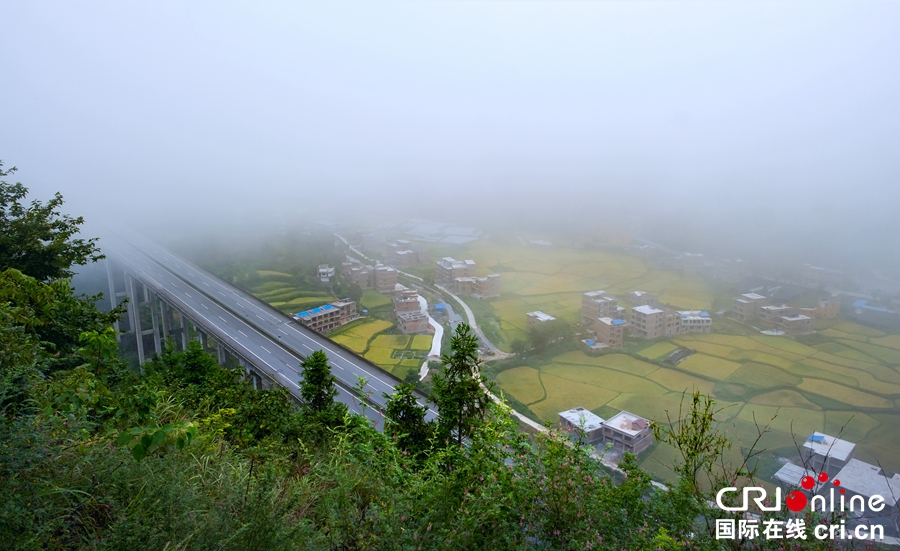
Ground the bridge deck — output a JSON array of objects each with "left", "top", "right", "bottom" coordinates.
[{"left": 105, "top": 235, "right": 437, "bottom": 426}]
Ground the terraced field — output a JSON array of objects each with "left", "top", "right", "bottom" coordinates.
[
  {"left": 330, "top": 319, "right": 393, "bottom": 353},
  {"left": 328, "top": 318, "right": 433, "bottom": 381},
  {"left": 491, "top": 321, "right": 900, "bottom": 482},
  {"left": 245, "top": 270, "right": 332, "bottom": 314}
]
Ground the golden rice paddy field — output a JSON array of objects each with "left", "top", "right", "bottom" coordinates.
[
  {"left": 431, "top": 238, "right": 721, "bottom": 350},
  {"left": 329, "top": 319, "right": 393, "bottom": 353},
  {"left": 490, "top": 321, "right": 900, "bottom": 483},
  {"left": 329, "top": 318, "right": 433, "bottom": 381},
  {"left": 419, "top": 237, "right": 900, "bottom": 482},
  {"left": 242, "top": 243, "right": 900, "bottom": 485}
]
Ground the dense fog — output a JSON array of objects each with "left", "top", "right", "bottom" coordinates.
[{"left": 2, "top": 1, "right": 898, "bottom": 270}]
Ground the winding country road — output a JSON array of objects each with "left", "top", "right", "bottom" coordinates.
[{"left": 434, "top": 284, "right": 511, "bottom": 360}]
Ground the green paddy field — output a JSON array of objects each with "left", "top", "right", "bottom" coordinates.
[
  {"left": 396, "top": 236, "right": 900, "bottom": 483},
  {"left": 242, "top": 241, "right": 900, "bottom": 486},
  {"left": 490, "top": 322, "right": 900, "bottom": 483}
]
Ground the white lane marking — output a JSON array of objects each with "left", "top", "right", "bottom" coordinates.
[
  {"left": 218, "top": 316, "right": 227, "bottom": 322},
  {"left": 201, "top": 304, "right": 208, "bottom": 309},
  {"left": 278, "top": 329, "right": 287, "bottom": 334},
  {"left": 302, "top": 344, "right": 312, "bottom": 351},
  {"left": 261, "top": 346, "right": 271, "bottom": 354},
  {"left": 188, "top": 272, "right": 195, "bottom": 276},
  {"left": 239, "top": 304, "right": 244, "bottom": 308},
  {"left": 277, "top": 372, "right": 299, "bottom": 389},
  {"left": 122, "top": 265, "right": 378, "bottom": 413},
  {"left": 319, "top": 345, "right": 395, "bottom": 389},
  {"left": 128, "top": 249, "right": 400, "bottom": 408},
  {"left": 219, "top": 292, "right": 225, "bottom": 296},
  {"left": 280, "top": 325, "right": 397, "bottom": 387},
  {"left": 119, "top": 260, "right": 286, "bottom": 376},
  {"left": 238, "top": 330, "right": 248, "bottom": 337}
]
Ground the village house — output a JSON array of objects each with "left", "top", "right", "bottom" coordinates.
[{"left": 293, "top": 300, "right": 358, "bottom": 333}]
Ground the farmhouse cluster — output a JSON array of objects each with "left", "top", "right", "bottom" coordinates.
[
  {"left": 526, "top": 289, "right": 713, "bottom": 352},
  {"left": 558, "top": 407, "right": 654, "bottom": 455},
  {"left": 732, "top": 290, "right": 840, "bottom": 336},
  {"left": 522, "top": 283, "right": 848, "bottom": 351},
  {"left": 434, "top": 257, "right": 502, "bottom": 299},
  {"left": 773, "top": 432, "right": 900, "bottom": 525},
  {"left": 295, "top": 240, "right": 435, "bottom": 334}
]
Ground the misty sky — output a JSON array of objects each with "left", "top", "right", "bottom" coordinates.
[{"left": 1, "top": 1, "right": 898, "bottom": 264}]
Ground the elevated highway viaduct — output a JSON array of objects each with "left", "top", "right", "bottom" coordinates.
[{"left": 102, "top": 235, "right": 437, "bottom": 428}]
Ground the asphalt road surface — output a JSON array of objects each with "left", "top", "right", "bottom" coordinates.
[{"left": 104, "top": 234, "right": 437, "bottom": 426}]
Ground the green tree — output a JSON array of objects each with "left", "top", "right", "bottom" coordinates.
[
  {"left": 345, "top": 282, "right": 363, "bottom": 304},
  {"left": 383, "top": 382, "right": 432, "bottom": 459},
  {"left": 300, "top": 349, "right": 337, "bottom": 412},
  {"left": 652, "top": 390, "right": 732, "bottom": 497},
  {"left": 0, "top": 268, "right": 121, "bottom": 374},
  {"left": 509, "top": 338, "right": 528, "bottom": 355},
  {"left": 528, "top": 317, "right": 572, "bottom": 352},
  {"left": 0, "top": 162, "right": 103, "bottom": 281},
  {"left": 430, "top": 323, "right": 491, "bottom": 447},
  {"left": 77, "top": 326, "right": 119, "bottom": 379},
  {"left": 0, "top": 303, "right": 40, "bottom": 413}
]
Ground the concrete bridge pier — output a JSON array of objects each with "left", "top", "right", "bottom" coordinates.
[
  {"left": 147, "top": 290, "right": 162, "bottom": 357},
  {"left": 159, "top": 299, "right": 173, "bottom": 345},
  {"left": 236, "top": 357, "right": 264, "bottom": 390},
  {"left": 124, "top": 274, "right": 146, "bottom": 364},
  {"left": 175, "top": 311, "right": 189, "bottom": 351},
  {"left": 107, "top": 258, "right": 308, "bottom": 405},
  {"left": 157, "top": 299, "right": 192, "bottom": 352},
  {"left": 181, "top": 317, "right": 192, "bottom": 351},
  {"left": 105, "top": 260, "right": 128, "bottom": 341},
  {"left": 119, "top": 274, "right": 166, "bottom": 365}
]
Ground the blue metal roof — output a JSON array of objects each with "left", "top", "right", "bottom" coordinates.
[
  {"left": 853, "top": 299, "right": 891, "bottom": 313},
  {"left": 808, "top": 434, "right": 825, "bottom": 442},
  {"left": 296, "top": 303, "right": 335, "bottom": 317},
  {"left": 613, "top": 319, "right": 625, "bottom": 325},
  {"left": 585, "top": 339, "right": 596, "bottom": 346},
  {"left": 700, "top": 311, "right": 710, "bottom": 317},
  {"left": 435, "top": 303, "right": 447, "bottom": 309}
]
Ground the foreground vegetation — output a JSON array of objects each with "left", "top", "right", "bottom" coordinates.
[{"left": 1, "top": 165, "right": 886, "bottom": 549}]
